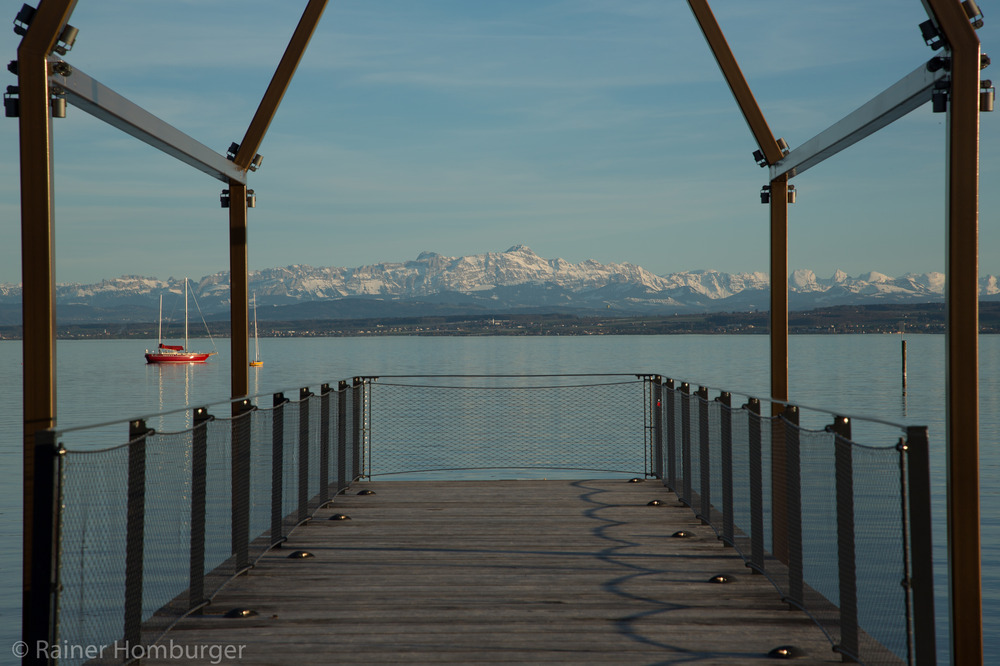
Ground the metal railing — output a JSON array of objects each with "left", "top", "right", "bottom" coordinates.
[
  {"left": 651, "top": 377, "right": 935, "bottom": 666},
  {"left": 27, "top": 380, "right": 365, "bottom": 666},
  {"left": 26, "top": 373, "right": 935, "bottom": 666}
]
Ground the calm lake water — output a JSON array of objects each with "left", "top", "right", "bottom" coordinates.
[{"left": 0, "top": 334, "right": 997, "bottom": 664}]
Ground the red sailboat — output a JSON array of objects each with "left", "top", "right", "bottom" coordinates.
[{"left": 144, "top": 278, "right": 217, "bottom": 364}]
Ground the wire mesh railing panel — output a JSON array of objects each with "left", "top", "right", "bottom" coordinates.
[
  {"left": 368, "top": 378, "right": 646, "bottom": 478},
  {"left": 852, "top": 440, "right": 910, "bottom": 664},
  {"left": 306, "top": 393, "right": 322, "bottom": 512},
  {"left": 57, "top": 446, "right": 130, "bottom": 666},
  {"left": 728, "top": 406, "right": 752, "bottom": 556},
  {"left": 201, "top": 415, "right": 235, "bottom": 595},
  {"left": 136, "top": 430, "right": 197, "bottom": 632},
  {"left": 247, "top": 407, "right": 275, "bottom": 552},
  {"left": 796, "top": 427, "right": 844, "bottom": 645}
]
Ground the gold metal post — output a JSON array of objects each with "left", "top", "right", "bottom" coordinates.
[
  {"left": 229, "top": 181, "right": 250, "bottom": 401},
  {"left": 17, "top": 0, "right": 79, "bottom": 642},
  {"left": 924, "top": 0, "right": 983, "bottom": 661},
  {"left": 229, "top": 0, "right": 328, "bottom": 399}
]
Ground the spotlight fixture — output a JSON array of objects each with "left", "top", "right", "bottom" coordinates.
[
  {"left": 50, "top": 92, "right": 65, "bottom": 118},
  {"left": 246, "top": 189, "right": 256, "bottom": 208},
  {"left": 4, "top": 85, "right": 18, "bottom": 118},
  {"left": 752, "top": 149, "right": 766, "bottom": 167},
  {"left": 220, "top": 189, "right": 230, "bottom": 208},
  {"left": 12, "top": 4, "right": 35, "bottom": 37},
  {"left": 226, "top": 142, "right": 240, "bottom": 161},
  {"left": 52, "top": 22, "right": 78, "bottom": 55},
  {"left": 963, "top": 0, "right": 985, "bottom": 30},
  {"left": 926, "top": 56, "right": 950, "bottom": 73},
  {"left": 249, "top": 154, "right": 263, "bottom": 171},
  {"left": 982, "top": 79, "right": 995, "bottom": 112},
  {"left": 760, "top": 185, "right": 771, "bottom": 205},
  {"left": 932, "top": 86, "right": 949, "bottom": 113},
  {"left": 919, "top": 20, "right": 945, "bottom": 51},
  {"left": 787, "top": 184, "right": 796, "bottom": 204},
  {"left": 776, "top": 137, "right": 790, "bottom": 155}
]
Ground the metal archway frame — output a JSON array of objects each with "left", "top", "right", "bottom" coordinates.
[
  {"left": 16, "top": 0, "right": 328, "bottom": 653},
  {"left": 688, "top": 1, "right": 983, "bottom": 663}
]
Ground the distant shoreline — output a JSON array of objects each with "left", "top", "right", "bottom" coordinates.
[{"left": 1, "top": 302, "right": 998, "bottom": 340}]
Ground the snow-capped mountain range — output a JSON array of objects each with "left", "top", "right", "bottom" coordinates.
[{"left": 0, "top": 245, "right": 997, "bottom": 323}]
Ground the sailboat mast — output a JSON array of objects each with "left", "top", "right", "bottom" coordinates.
[
  {"left": 184, "top": 278, "right": 189, "bottom": 350},
  {"left": 253, "top": 293, "right": 260, "bottom": 362},
  {"left": 157, "top": 294, "right": 162, "bottom": 346}
]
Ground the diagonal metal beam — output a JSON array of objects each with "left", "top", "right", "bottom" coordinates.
[
  {"left": 687, "top": 0, "right": 784, "bottom": 166},
  {"left": 232, "top": 0, "right": 328, "bottom": 170},
  {"left": 770, "top": 60, "right": 950, "bottom": 180},
  {"left": 48, "top": 60, "right": 246, "bottom": 185}
]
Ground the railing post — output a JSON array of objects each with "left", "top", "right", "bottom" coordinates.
[
  {"left": 189, "top": 407, "right": 211, "bottom": 612},
  {"left": 231, "top": 399, "right": 253, "bottom": 572},
  {"left": 271, "top": 393, "right": 287, "bottom": 547},
  {"left": 25, "top": 429, "right": 61, "bottom": 666},
  {"left": 680, "top": 382, "right": 692, "bottom": 506},
  {"left": 298, "top": 387, "right": 312, "bottom": 523},
  {"left": 665, "top": 378, "right": 676, "bottom": 491},
  {"left": 352, "top": 378, "right": 363, "bottom": 480},
  {"left": 783, "top": 405, "right": 803, "bottom": 610},
  {"left": 905, "top": 426, "right": 937, "bottom": 666},
  {"left": 653, "top": 377, "right": 664, "bottom": 480},
  {"left": 124, "top": 419, "right": 151, "bottom": 651},
  {"left": 717, "top": 392, "right": 734, "bottom": 546},
  {"left": 697, "top": 386, "right": 711, "bottom": 524},
  {"left": 745, "top": 397, "right": 765, "bottom": 573},
  {"left": 831, "top": 415, "right": 858, "bottom": 661},
  {"left": 338, "top": 381, "right": 348, "bottom": 491},
  {"left": 320, "top": 383, "right": 332, "bottom": 505}
]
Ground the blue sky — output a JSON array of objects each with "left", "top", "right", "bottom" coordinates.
[{"left": 1, "top": 0, "right": 998, "bottom": 284}]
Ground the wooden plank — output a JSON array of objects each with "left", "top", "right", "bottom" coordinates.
[{"left": 144, "top": 479, "right": 843, "bottom": 664}]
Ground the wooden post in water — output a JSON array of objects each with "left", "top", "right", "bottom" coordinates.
[{"left": 901, "top": 336, "right": 907, "bottom": 392}]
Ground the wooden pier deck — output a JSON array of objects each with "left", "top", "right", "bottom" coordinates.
[{"left": 150, "top": 479, "right": 840, "bottom": 664}]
